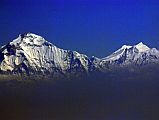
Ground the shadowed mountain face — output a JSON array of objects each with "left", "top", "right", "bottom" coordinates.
[
  {"left": 0, "top": 33, "right": 95, "bottom": 76},
  {"left": 0, "top": 33, "right": 159, "bottom": 77}
]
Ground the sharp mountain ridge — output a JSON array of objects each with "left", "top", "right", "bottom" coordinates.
[{"left": 0, "top": 33, "right": 159, "bottom": 75}]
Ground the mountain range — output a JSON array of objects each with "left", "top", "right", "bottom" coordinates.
[{"left": 0, "top": 33, "right": 159, "bottom": 76}]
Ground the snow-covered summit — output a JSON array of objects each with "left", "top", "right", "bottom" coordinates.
[
  {"left": 0, "top": 33, "right": 159, "bottom": 75},
  {"left": 10, "top": 33, "right": 49, "bottom": 47},
  {"left": 101, "top": 44, "right": 132, "bottom": 61},
  {"left": 100, "top": 42, "right": 159, "bottom": 67},
  {"left": 134, "top": 42, "right": 150, "bottom": 52},
  {"left": 121, "top": 45, "right": 132, "bottom": 49},
  {"left": 0, "top": 33, "right": 94, "bottom": 74}
]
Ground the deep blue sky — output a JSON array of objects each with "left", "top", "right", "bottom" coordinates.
[{"left": 1, "top": 0, "right": 159, "bottom": 57}]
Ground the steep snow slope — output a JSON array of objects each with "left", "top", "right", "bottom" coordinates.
[
  {"left": 0, "top": 33, "right": 94, "bottom": 74},
  {"left": 0, "top": 33, "right": 159, "bottom": 75},
  {"left": 100, "top": 42, "right": 159, "bottom": 67}
]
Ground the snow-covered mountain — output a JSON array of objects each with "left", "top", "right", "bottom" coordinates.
[
  {"left": 0, "top": 33, "right": 159, "bottom": 75},
  {"left": 0, "top": 33, "right": 94, "bottom": 75},
  {"left": 99, "top": 42, "right": 159, "bottom": 69}
]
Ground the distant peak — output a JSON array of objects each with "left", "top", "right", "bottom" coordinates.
[
  {"left": 134, "top": 42, "right": 150, "bottom": 52},
  {"left": 121, "top": 45, "right": 132, "bottom": 49},
  {"left": 136, "top": 42, "right": 145, "bottom": 46}
]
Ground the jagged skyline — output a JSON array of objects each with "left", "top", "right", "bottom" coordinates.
[
  {"left": 1, "top": 0, "right": 159, "bottom": 57},
  {"left": 1, "top": 33, "right": 159, "bottom": 74}
]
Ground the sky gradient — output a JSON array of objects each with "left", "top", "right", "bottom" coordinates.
[{"left": 1, "top": 0, "right": 159, "bottom": 57}]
